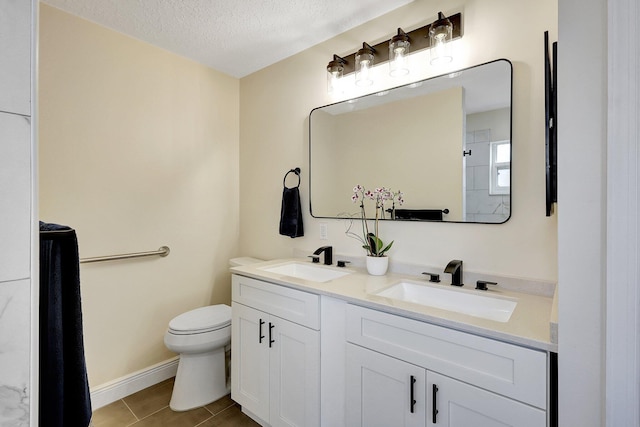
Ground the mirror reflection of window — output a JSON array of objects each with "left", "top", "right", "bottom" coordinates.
[
  {"left": 497, "top": 167, "right": 510, "bottom": 188},
  {"left": 490, "top": 140, "right": 511, "bottom": 195}
]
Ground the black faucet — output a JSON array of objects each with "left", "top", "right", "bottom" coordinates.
[
  {"left": 444, "top": 259, "right": 463, "bottom": 286},
  {"left": 313, "top": 246, "right": 333, "bottom": 265}
]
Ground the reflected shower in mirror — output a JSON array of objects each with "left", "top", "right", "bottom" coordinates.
[{"left": 309, "top": 59, "right": 512, "bottom": 224}]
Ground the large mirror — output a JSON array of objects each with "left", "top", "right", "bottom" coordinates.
[{"left": 309, "top": 59, "right": 512, "bottom": 223}]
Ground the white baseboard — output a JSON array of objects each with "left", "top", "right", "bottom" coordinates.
[{"left": 90, "top": 357, "right": 179, "bottom": 410}]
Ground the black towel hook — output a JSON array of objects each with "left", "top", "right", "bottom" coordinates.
[{"left": 283, "top": 167, "right": 301, "bottom": 188}]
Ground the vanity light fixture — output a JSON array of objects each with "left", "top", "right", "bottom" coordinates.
[
  {"left": 325, "top": 11, "right": 462, "bottom": 94},
  {"left": 355, "top": 43, "right": 376, "bottom": 87},
  {"left": 389, "top": 28, "right": 410, "bottom": 77},
  {"left": 429, "top": 12, "right": 454, "bottom": 65},
  {"left": 327, "top": 54, "right": 346, "bottom": 94}
]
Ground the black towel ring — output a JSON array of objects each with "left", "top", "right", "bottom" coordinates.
[{"left": 283, "top": 167, "right": 301, "bottom": 188}]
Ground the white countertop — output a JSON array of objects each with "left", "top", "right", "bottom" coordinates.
[{"left": 230, "top": 258, "right": 558, "bottom": 353}]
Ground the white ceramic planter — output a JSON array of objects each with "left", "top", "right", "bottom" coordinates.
[{"left": 366, "top": 256, "right": 389, "bottom": 276}]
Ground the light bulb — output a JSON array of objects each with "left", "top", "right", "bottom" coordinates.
[
  {"left": 355, "top": 49, "right": 375, "bottom": 87},
  {"left": 327, "top": 70, "right": 342, "bottom": 94},
  {"left": 432, "top": 36, "right": 452, "bottom": 65},
  {"left": 326, "top": 55, "right": 345, "bottom": 95},
  {"left": 389, "top": 30, "right": 410, "bottom": 77},
  {"left": 429, "top": 12, "right": 453, "bottom": 65}
]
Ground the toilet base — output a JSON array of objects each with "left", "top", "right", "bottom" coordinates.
[{"left": 169, "top": 346, "right": 229, "bottom": 411}]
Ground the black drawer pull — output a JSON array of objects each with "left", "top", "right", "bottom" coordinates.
[
  {"left": 410, "top": 375, "right": 417, "bottom": 413},
  {"left": 259, "top": 319, "right": 265, "bottom": 343},
  {"left": 269, "top": 322, "right": 275, "bottom": 347},
  {"left": 432, "top": 384, "right": 439, "bottom": 423}
]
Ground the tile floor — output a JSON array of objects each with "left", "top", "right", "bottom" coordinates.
[{"left": 91, "top": 378, "right": 260, "bottom": 427}]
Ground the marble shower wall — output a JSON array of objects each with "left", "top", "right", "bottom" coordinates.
[
  {"left": 0, "top": 280, "right": 31, "bottom": 425},
  {"left": 0, "top": 0, "right": 35, "bottom": 425}
]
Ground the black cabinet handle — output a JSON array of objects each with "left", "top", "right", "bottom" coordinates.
[
  {"left": 432, "top": 384, "right": 439, "bottom": 423},
  {"left": 269, "top": 322, "right": 275, "bottom": 348},
  {"left": 259, "top": 319, "right": 265, "bottom": 343},
  {"left": 410, "top": 375, "right": 417, "bottom": 413}
]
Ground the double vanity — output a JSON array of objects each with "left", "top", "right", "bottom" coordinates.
[{"left": 230, "top": 257, "right": 557, "bottom": 427}]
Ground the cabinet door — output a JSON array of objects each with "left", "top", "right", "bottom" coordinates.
[
  {"left": 428, "top": 372, "right": 546, "bottom": 427},
  {"left": 231, "top": 303, "right": 270, "bottom": 422},
  {"left": 0, "top": 0, "right": 31, "bottom": 115},
  {"left": 346, "top": 304, "right": 547, "bottom": 409},
  {"left": 0, "top": 112, "right": 31, "bottom": 283},
  {"left": 270, "top": 317, "right": 320, "bottom": 427},
  {"left": 346, "top": 344, "right": 426, "bottom": 427}
]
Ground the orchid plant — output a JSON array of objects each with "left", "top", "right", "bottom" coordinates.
[{"left": 347, "top": 185, "right": 404, "bottom": 257}]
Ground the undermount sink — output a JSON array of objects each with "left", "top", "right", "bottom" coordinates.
[
  {"left": 373, "top": 281, "right": 517, "bottom": 322},
  {"left": 260, "top": 262, "right": 351, "bottom": 283}
]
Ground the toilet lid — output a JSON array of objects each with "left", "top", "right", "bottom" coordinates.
[{"left": 168, "top": 304, "right": 231, "bottom": 334}]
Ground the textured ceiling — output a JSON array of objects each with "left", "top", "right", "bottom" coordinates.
[{"left": 41, "top": 0, "right": 414, "bottom": 78}]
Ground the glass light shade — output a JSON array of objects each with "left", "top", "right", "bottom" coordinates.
[
  {"left": 355, "top": 48, "right": 374, "bottom": 87},
  {"left": 389, "top": 38, "right": 410, "bottom": 77},
  {"left": 327, "top": 61, "right": 344, "bottom": 95},
  {"left": 429, "top": 15, "right": 453, "bottom": 65}
]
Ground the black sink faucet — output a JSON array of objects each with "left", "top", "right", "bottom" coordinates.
[
  {"left": 444, "top": 259, "right": 463, "bottom": 286},
  {"left": 313, "top": 246, "right": 333, "bottom": 265}
]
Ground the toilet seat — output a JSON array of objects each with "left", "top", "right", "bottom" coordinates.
[{"left": 168, "top": 305, "right": 231, "bottom": 335}]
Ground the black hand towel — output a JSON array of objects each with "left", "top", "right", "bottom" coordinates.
[
  {"left": 39, "top": 222, "right": 92, "bottom": 427},
  {"left": 279, "top": 184, "right": 304, "bottom": 238}
]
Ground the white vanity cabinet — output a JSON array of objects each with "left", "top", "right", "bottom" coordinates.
[
  {"left": 230, "top": 267, "right": 555, "bottom": 427},
  {"left": 345, "top": 304, "right": 549, "bottom": 427},
  {"left": 231, "top": 275, "right": 320, "bottom": 427}
]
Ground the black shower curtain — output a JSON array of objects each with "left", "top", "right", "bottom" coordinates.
[{"left": 39, "top": 222, "right": 92, "bottom": 427}]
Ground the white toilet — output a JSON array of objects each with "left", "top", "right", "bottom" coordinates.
[{"left": 164, "top": 304, "right": 232, "bottom": 411}]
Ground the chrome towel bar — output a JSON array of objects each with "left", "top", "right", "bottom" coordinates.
[{"left": 80, "top": 246, "right": 170, "bottom": 264}]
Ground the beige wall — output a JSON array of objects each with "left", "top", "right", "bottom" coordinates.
[
  {"left": 240, "top": 0, "right": 558, "bottom": 281},
  {"left": 38, "top": 4, "right": 240, "bottom": 387}
]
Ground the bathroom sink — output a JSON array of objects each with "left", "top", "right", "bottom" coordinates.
[
  {"left": 373, "top": 281, "right": 517, "bottom": 322},
  {"left": 260, "top": 262, "right": 351, "bottom": 283}
]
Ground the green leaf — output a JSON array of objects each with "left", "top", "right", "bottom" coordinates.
[
  {"left": 368, "top": 233, "right": 392, "bottom": 256},
  {"left": 379, "top": 241, "right": 394, "bottom": 255},
  {"left": 366, "top": 233, "right": 380, "bottom": 254}
]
